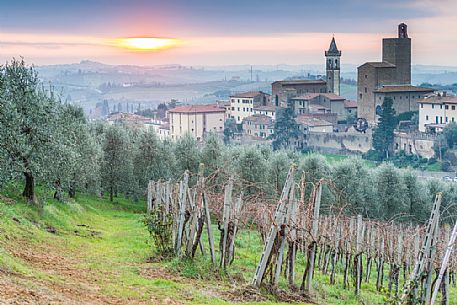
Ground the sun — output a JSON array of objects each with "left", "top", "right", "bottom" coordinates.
[{"left": 114, "top": 37, "right": 179, "bottom": 51}]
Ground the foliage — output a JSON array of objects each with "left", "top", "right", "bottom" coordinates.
[
  {"left": 272, "top": 107, "right": 300, "bottom": 150},
  {"left": 0, "top": 59, "right": 64, "bottom": 203},
  {"left": 374, "top": 163, "right": 407, "bottom": 220},
  {"left": 236, "top": 146, "right": 267, "bottom": 194},
  {"left": 143, "top": 208, "right": 174, "bottom": 257},
  {"left": 443, "top": 122, "right": 457, "bottom": 149},
  {"left": 372, "top": 97, "right": 397, "bottom": 160},
  {"left": 174, "top": 134, "right": 200, "bottom": 175},
  {"left": 223, "top": 118, "right": 237, "bottom": 144},
  {"left": 101, "top": 125, "right": 134, "bottom": 201},
  {"left": 133, "top": 130, "right": 161, "bottom": 195}
]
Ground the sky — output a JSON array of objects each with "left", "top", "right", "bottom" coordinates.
[{"left": 0, "top": 0, "right": 456, "bottom": 66}]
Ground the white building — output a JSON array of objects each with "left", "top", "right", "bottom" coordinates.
[
  {"left": 253, "top": 105, "right": 276, "bottom": 120},
  {"left": 168, "top": 104, "right": 226, "bottom": 141},
  {"left": 157, "top": 123, "right": 171, "bottom": 140},
  {"left": 229, "top": 91, "right": 271, "bottom": 124},
  {"left": 418, "top": 94, "right": 457, "bottom": 133}
]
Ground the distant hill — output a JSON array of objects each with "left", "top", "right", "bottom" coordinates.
[{"left": 34, "top": 60, "right": 456, "bottom": 114}]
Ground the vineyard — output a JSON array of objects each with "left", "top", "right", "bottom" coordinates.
[{"left": 147, "top": 164, "right": 457, "bottom": 305}]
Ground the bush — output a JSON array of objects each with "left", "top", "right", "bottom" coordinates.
[
  {"left": 143, "top": 208, "right": 174, "bottom": 257},
  {"left": 442, "top": 160, "right": 452, "bottom": 172},
  {"left": 364, "top": 149, "right": 384, "bottom": 161}
]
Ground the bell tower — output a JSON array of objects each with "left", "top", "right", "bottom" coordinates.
[{"left": 325, "top": 36, "right": 341, "bottom": 95}]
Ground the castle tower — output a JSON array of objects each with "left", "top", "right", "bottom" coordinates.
[
  {"left": 382, "top": 23, "right": 411, "bottom": 85},
  {"left": 325, "top": 37, "right": 341, "bottom": 95}
]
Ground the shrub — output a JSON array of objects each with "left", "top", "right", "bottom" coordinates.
[{"left": 143, "top": 208, "right": 174, "bottom": 257}]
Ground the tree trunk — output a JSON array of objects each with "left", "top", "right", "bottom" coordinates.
[
  {"left": 22, "top": 172, "right": 36, "bottom": 203},
  {"left": 68, "top": 182, "right": 76, "bottom": 198},
  {"left": 110, "top": 186, "right": 114, "bottom": 202}
]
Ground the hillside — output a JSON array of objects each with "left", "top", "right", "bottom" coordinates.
[{"left": 0, "top": 188, "right": 405, "bottom": 305}]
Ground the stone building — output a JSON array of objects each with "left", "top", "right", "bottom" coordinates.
[
  {"left": 229, "top": 91, "right": 271, "bottom": 124},
  {"left": 272, "top": 80, "right": 327, "bottom": 107},
  {"left": 325, "top": 37, "right": 342, "bottom": 95},
  {"left": 357, "top": 23, "right": 434, "bottom": 123},
  {"left": 272, "top": 37, "right": 342, "bottom": 107},
  {"left": 296, "top": 115, "right": 333, "bottom": 133},
  {"left": 242, "top": 114, "right": 274, "bottom": 139},
  {"left": 168, "top": 104, "right": 226, "bottom": 141},
  {"left": 290, "top": 93, "right": 346, "bottom": 120}
]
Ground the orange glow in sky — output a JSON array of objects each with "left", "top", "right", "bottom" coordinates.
[{"left": 114, "top": 37, "right": 179, "bottom": 51}]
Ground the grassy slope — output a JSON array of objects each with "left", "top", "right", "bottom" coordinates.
[{"left": 0, "top": 187, "right": 455, "bottom": 304}]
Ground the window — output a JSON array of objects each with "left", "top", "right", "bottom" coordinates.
[
  {"left": 426, "top": 115, "right": 429, "bottom": 120},
  {"left": 453, "top": 106, "right": 456, "bottom": 110},
  {"left": 359, "top": 93, "right": 362, "bottom": 99},
  {"left": 440, "top": 105, "right": 443, "bottom": 109},
  {"left": 446, "top": 117, "right": 449, "bottom": 123},
  {"left": 436, "top": 116, "right": 439, "bottom": 124},
  {"left": 421, "top": 103, "right": 423, "bottom": 108},
  {"left": 400, "top": 96, "right": 402, "bottom": 99},
  {"left": 453, "top": 117, "right": 455, "bottom": 122},
  {"left": 446, "top": 105, "right": 449, "bottom": 110},
  {"left": 365, "top": 75, "right": 367, "bottom": 79},
  {"left": 364, "top": 87, "right": 367, "bottom": 93},
  {"left": 432, "top": 104, "right": 435, "bottom": 109}
]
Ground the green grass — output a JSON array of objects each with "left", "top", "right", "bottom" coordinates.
[
  {"left": 0, "top": 187, "right": 455, "bottom": 304},
  {"left": 424, "top": 160, "right": 443, "bottom": 172}
]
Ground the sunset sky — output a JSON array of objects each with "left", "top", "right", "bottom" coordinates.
[{"left": 0, "top": 0, "right": 456, "bottom": 66}]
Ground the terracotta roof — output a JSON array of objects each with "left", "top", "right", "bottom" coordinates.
[
  {"left": 242, "top": 114, "right": 273, "bottom": 125},
  {"left": 230, "top": 91, "right": 270, "bottom": 98},
  {"left": 344, "top": 100, "right": 358, "bottom": 108},
  {"left": 168, "top": 104, "right": 226, "bottom": 114},
  {"left": 273, "top": 80, "right": 326, "bottom": 86},
  {"left": 361, "top": 62, "right": 396, "bottom": 68},
  {"left": 296, "top": 115, "right": 333, "bottom": 127},
  {"left": 374, "top": 85, "right": 434, "bottom": 93},
  {"left": 292, "top": 92, "right": 344, "bottom": 101},
  {"left": 418, "top": 95, "right": 457, "bottom": 105},
  {"left": 253, "top": 105, "right": 276, "bottom": 112},
  {"left": 107, "top": 112, "right": 151, "bottom": 123},
  {"left": 292, "top": 93, "right": 320, "bottom": 100},
  {"left": 309, "top": 104, "right": 329, "bottom": 111},
  {"left": 320, "top": 93, "right": 345, "bottom": 100}
]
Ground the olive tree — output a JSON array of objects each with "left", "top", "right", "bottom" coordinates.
[
  {"left": 0, "top": 59, "right": 62, "bottom": 203},
  {"left": 101, "top": 125, "right": 134, "bottom": 202}
]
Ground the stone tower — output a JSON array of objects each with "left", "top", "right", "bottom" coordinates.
[
  {"left": 382, "top": 23, "right": 411, "bottom": 85},
  {"left": 325, "top": 37, "right": 341, "bottom": 95}
]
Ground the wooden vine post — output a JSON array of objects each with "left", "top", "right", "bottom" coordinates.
[
  {"left": 175, "top": 171, "right": 189, "bottom": 255},
  {"left": 220, "top": 177, "right": 233, "bottom": 269},
  {"left": 302, "top": 180, "right": 323, "bottom": 293},
  {"left": 404, "top": 193, "right": 442, "bottom": 304},
  {"left": 431, "top": 220, "right": 457, "bottom": 305},
  {"left": 355, "top": 214, "right": 363, "bottom": 295},
  {"left": 252, "top": 165, "right": 296, "bottom": 287}
]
